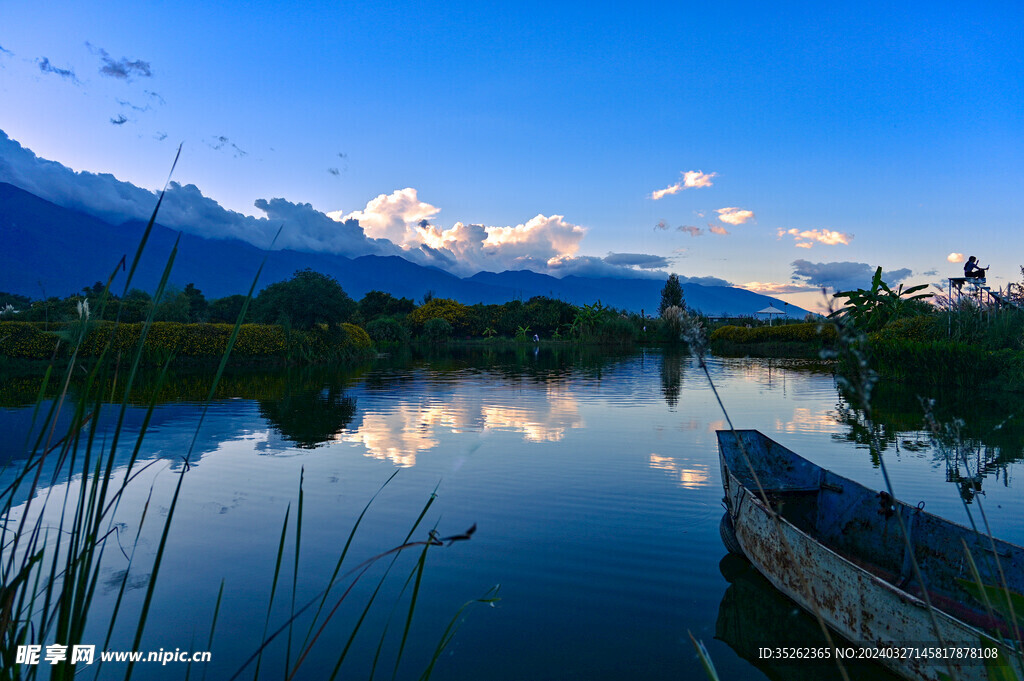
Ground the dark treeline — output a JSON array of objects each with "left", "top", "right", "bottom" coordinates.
[{"left": 1, "top": 268, "right": 714, "bottom": 347}]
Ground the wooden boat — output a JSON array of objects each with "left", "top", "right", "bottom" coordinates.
[
  {"left": 717, "top": 429, "right": 1024, "bottom": 681},
  {"left": 714, "top": 554, "right": 903, "bottom": 681}
]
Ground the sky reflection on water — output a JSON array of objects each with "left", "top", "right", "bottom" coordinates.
[{"left": 2, "top": 349, "right": 1022, "bottom": 681}]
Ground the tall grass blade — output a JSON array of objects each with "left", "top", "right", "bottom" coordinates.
[
  {"left": 417, "top": 584, "right": 500, "bottom": 681},
  {"left": 255, "top": 503, "right": 291, "bottom": 681},
  {"left": 299, "top": 469, "right": 399, "bottom": 652},
  {"left": 687, "top": 631, "right": 721, "bottom": 681},
  {"left": 391, "top": 539, "right": 431, "bottom": 681},
  {"left": 284, "top": 468, "right": 304, "bottom": 677}
]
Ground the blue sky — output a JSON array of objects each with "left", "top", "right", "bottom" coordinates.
[{"left": 1, "top": 1, "right": 1021, "bottom": 310}]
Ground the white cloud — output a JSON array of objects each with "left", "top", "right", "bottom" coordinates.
[
  {"left": 333, "top": 187, "right": 440, "bottom": 245},
  {"left": 778, "top": 228, "right": 853, "bottom": 247},
  {"left": 329, "top": 185, "right": 592, "bottom": 275},
  {"left": 947, "top": 252, "right": 964, "bottom": 263},
  {"left": 716, "top": 207, "right": 754, "bottom": 225},
  {"left": 415, "top": 214, "right": 588, "bottom": 275},
  {"left": 650, "top": 170, "right": 717, "bottom": 200}
]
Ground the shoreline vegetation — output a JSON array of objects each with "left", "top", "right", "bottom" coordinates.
[
  {"left": 0, "top": 271, "right": 709, "bottom": 369},
  {"left": 711, "top": 267, "right": 1024, "bottom": 392},
  {"left": 5, "top": 265, "right": 1024, "bottom": 393}
]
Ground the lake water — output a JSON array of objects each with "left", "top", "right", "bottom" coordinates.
[{"left": 3, "top": 347, "right": 1023, "bottom": 680}]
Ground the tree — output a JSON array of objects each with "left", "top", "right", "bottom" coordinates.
[
  {"left": 121, "top": 289, "right": 153, "bottom": 323},
  {"left": 252, "top": 269, "right": 356, "bottom": 329},
  {"left": 423, "top": 317, "right": 452, "bottom": 343},
  {"left": 0, "top": 292, "right": 32, "bottom": 311},
  {"left": 358, "top": 290, "right": 415, "bottom": 321},
  {"left": 152, "top": 285, "right": 190, "bottom": 322},
  {"left": 659, "top": 274, "right": 685, "bottom": 316},
  {"left": 183, "top": 283, "right": 209, "bottom": 322},
  {"left": 208, "top": 294, "right": 248, "bottom": 324}
]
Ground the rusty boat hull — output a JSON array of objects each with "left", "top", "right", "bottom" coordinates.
[{"left": 717, "top": 429, "right": 1024, "bottom": 681}]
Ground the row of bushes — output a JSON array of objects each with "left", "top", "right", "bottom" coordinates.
[
  {"left": 710, "top": 322, "right": 837, "bottom": 345},
  {"left": 0, "top": 321, "right": 373, "bottom": 362}
]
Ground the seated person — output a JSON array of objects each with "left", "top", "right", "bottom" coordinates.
[{"left": 964, "top": 256, "right": 988, "bottom": 279}]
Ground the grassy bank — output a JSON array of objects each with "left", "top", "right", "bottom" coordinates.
[
  {"left": 0, "top": 320, "right": 374, "bottom": 365},
  {"left": 709, "top": 313, "right": 1024, "bottom": 392},
  {"left": 709, "top": 322, "right": 837, "bottom": 359}
]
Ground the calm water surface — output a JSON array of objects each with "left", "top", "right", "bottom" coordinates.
[{"left": 3, "top": 348, "right": 1022, "bottom": 680}]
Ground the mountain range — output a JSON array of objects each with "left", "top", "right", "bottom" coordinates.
[{"left": 0, "top": 182, "right": 808, "bottom": 317}]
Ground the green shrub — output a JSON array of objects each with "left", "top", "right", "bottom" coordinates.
[
  {"left": 595, "top": 317, "right": 638, "bottom": 345},
  {"left": 366, "top": 317, "right": 410, "bottom": 344},
  {"left": 423, "top": 317, "right": 453, "bottom": 343},
  {"left": 869, "top": 315, "right": 942, "bottom": 343},
  {"left": 341, "top": 322, "right": 372, "bottom": 350},
  {"left": 409, "top": 298, "right": 472, "bottom": 334}
]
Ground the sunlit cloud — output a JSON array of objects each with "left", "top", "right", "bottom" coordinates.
[
  {"left": 742, "top": 281, "right": 820, "bottom": 294},
  {"left": 947, "top": 252, "right": 964, "bottom": 263},
  {"left": 336, "top": 187, "right": 440, "bottom": 245},
  {"left": 778, "top": 228, "right": 853, "bottom": 248},
  {"left": 650, "top": 170, "right": 717, "bottom": 200},
  {"left": 716, "top": 207, "right": 754, "bottom": 225},
  {"left": 335, "top": 187, "right": 593, "bottom": 276},
  {"left": 709, "top": 225, "right": 729, "bottom": 235}
]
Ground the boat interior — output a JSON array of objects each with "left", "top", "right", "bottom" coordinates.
[{"left": 718, "top": 430, "right": 1024, "bottom": 638}]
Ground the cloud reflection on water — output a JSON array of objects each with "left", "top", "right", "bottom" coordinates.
[
  {"left": 342, "top": 386, "right": 584, "bottom": 467},
  {"left": 649, "top": 453, "right": 710, "bottom": 489}
]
